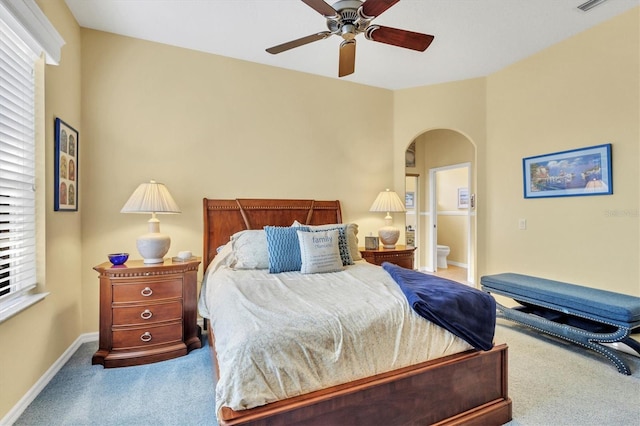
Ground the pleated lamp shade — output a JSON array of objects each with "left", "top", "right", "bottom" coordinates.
[
  {"left": 121, "top": 180, "right": 181, "bottom": 263},
  {"left": 369, "top": 189, "right": 406, "bottom": 249}
]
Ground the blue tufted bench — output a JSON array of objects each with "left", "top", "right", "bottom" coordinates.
[{"left": 481, "top": 273, "right": 640, "bottom": 375}]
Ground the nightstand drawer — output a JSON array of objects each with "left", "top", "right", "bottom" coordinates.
[
  {"left": 112, "top": 301, "right": 183, "bottom": 326},
  {"left": 387, "top": 256, "right": 414, "bottom": 269},
  {"left": 359, "top": 245, "right": 416, "bottom": 268},
  {"left": 93, "top": 258, "right": 202, "bottom": 367},
  {"left": 112, "top": 321, "right": 183, "bottom": 350},
  {"left": 112, "top": 279, "right": 182, "bottom": 303}
]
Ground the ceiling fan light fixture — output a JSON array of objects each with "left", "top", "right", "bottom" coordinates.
[
  {"left": 577, "top": 0, "right": 609, "bottom": 11},
  {"left": 341, "top": 23, "right": 357, "bottom": 39}
]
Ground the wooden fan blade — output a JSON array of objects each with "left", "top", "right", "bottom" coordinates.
[
  {"left": 266, "top": 32, "right": 332, "bottom": 54},
  {"left": 301, "top": 0, "right": 338, "bottom": 17},
  {"left": 361, "top": 0, "right": 399, "bottom": 18},
  {"left": 339, "top": 40, "right": 356, "bottom": 77},
  {"left": 366, "top": 25, "right": 434, "bottom": 51}
]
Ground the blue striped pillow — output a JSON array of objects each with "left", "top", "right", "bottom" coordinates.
[{"left": 264, "top": 225, "right": 310, "bottom": 273}]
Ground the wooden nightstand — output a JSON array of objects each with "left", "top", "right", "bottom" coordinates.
[
  {"left": 92, "top": 258, "right": 202, "bottom": 368},
  {"left": 359, "top": 245, "right": 416, "bottom": 269}
]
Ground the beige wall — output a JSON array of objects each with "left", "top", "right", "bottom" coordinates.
[
  {"left": 1, "top": 2, "right": 638, "bottom": 420},
  {"left": 78, "top": 30, "right": 395, "bottom": 332},
  {"left": 395, "top": 8, "right": 639, "bottom": 293},
  {"left": 483, "top": 7, "right": 639, "bottom": 294},
  {"left": 0, "top": 0, "right": 82, "bottom": 418}
]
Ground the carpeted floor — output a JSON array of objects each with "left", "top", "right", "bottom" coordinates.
[
  {"left": 14, "top": 337, "right": 217, "bottom": 425},
  {"left": 498, "top": 319, "right": 640, "bottom": 426},
  {"left": 13, "top": 320, "right": 640, "bottom": 425}
]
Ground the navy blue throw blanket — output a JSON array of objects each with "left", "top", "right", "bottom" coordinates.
[{"left": 382, "top": 263, "right": 496, "bottom": 351}]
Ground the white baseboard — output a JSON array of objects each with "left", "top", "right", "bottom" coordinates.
[{"left": 1, "top": 332, "right": 98, "bottom": 426}]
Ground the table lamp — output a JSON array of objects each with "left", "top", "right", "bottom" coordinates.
[
  {"left": 369, "top": 188, "right": 406, "bottom": 249},
  {"left": 121, "top": 180, "right": 181, "bottom": 263}
]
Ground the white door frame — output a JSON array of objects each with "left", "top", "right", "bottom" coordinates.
[
  {"left": 405, "top": 174, "right": 419, "bottom": 269},
  {"left": 429, "top": 162, "right": 473, "bottom": 283}
]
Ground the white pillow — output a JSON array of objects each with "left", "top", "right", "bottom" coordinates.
[
  {"left": 231, "top": 230, "right": 269, "bottom": 269},
  {"left": 297, "top": 229, "right": 343, "bottom": 274},
  {"left": 292, "top": 221, "right": 361, "bottom": 261},
  {"left": 210, "top": 242, "right": 236, "bottom": 269}
]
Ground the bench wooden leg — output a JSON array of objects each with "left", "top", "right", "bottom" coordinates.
[{"left": 495, "top": 301, "right": 635, "bottom": 375}]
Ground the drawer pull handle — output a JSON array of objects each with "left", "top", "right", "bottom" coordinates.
[
  {"left": 141, "top": 287, "right": 153, "bottom": 297},
  {"left": 140, "top": 331, "right": 152, "bottom": 342},
  {"left": 140, "top": 309, "right": 153, "bottom": 320}
]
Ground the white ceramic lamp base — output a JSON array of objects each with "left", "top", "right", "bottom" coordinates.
[
  {"left": 378, "top": 226, "right": 400, "bottom": 249},
  {"left": 137, "top": 218, "right": 171, "bottom": 263}
]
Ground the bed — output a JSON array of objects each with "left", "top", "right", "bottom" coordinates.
[{"left": 200, "top": 198, "right": 511, "bottom": 425}]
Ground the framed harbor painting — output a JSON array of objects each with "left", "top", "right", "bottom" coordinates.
[
  {"left": 523, "top": 143, "right": 612, "bottom": 199},
  {"left": 54, "top": 118, "right": 79, "bottom": 211}
]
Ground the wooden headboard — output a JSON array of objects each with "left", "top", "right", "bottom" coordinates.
[{"left": 202, "top": 198, "right": 342, "bottom": 267}]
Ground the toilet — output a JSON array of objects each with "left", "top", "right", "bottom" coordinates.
[{"left": 436, "top": 245, "right": 450, "bottom": 269}]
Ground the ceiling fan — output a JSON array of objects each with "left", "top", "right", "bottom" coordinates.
[{"left": 266, "top": 0, "right": 434, "bottom": 77}]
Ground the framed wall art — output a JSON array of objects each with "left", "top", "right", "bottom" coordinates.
[
  {"left": 405, "top": 191, "right": 415, "bottom": 208},
  {"left": 405, "top": 142, "right": 416, "bottom": 168},
  {"left": 54, "top": 118, "right": 79, "bottom": 211},
  {"left": 523, "top": 143, "right": 612, "bottom": 199},
  {"left": 457, "top": 187, "right": 469, "bottom": 208}
]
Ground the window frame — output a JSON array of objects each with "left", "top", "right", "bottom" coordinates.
[{"left": 0, "top": 0, "right": 64, "bottom": 323}]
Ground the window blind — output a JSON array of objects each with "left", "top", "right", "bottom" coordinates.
[{"left": 0, "top": 16, "right": 37, "bottom": 303}]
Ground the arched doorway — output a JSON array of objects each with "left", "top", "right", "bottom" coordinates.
[{"left": 405, "top": 129, "right": 476, "bottom": 285}]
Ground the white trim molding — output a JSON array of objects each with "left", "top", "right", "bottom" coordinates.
[
  {"left": 0, "top": 0, "right": 65, "bottom": 64},
  {"left": 0, "top": 292, "right": 49, "bottom": 324}
]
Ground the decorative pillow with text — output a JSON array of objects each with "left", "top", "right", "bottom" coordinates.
[
  {"left": 292, "top": 221, "right": 360, "bottom": 263},
  {"left": 297, "top": 229, "right": 343, "bottom": 274}
]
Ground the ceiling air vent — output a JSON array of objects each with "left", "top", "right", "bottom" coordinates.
[{"left": 577, "top": 0, "right": 609, "bottom": 11}]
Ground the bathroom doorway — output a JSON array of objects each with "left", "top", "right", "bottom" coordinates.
[
  {"left": 430, "top": 163, "right": 472, "bottom": 283},
  {"left": 404, "top": 129, "right": 476, "bottom": 285}
]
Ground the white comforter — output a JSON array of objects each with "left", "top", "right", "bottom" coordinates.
[{"left": 198, "top": 246, "right": 473, "bottom": 414}]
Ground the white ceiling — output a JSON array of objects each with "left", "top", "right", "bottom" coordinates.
[{"left": 64, "top": 0, "right": 639, "bottom": 90}]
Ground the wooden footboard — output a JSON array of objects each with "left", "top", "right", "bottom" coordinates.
[{"left": 209, "top": 327, "right": 511, "bottom": 426}]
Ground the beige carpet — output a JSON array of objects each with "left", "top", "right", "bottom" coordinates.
[
  {"left": 496, "top": 318, "right": 640, "bottom": 426},
  {"left": 13, "top": 317, "right": 640, "bottom": 425}
]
